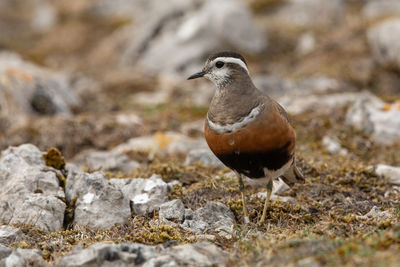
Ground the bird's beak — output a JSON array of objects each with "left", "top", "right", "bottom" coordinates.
[{"left": 187, "top": 71, "right": 205, "bottom": 80}]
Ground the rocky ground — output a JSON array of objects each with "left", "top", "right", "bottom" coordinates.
[{"left": 0, "top": 0, "right": 400, "bottom": 266}]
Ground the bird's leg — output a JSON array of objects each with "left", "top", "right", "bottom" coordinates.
[
  {"left": 258, "top": 179, "right": 273, "bottom": 224},
  {"left": 237, "top": 172, "right": 249, "bottom": 224}
]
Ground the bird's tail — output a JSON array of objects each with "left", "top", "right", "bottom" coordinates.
[{"left": 280, "top": 159, "right": 304, "bottom": 186}]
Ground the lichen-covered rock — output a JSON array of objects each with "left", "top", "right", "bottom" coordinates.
[
  {"left": 65, "top": 165, "right": 130, "bottom": 229},
  {"left": 0, "top": 52, "right": 82, "bottom": 131},
  {"left": 346, "top": 92, "right": 400, "bottom": 145},
  {"left": 185, "top": 148, "right": 224, "bottom": 168},
  {"left": 375, "top": 164, "right": 400, "bottom": 185},
  {"left": 110, "top": 174, "right": 168, "bottom": 215},
  {"left": 367, "top": 19, "right": 400, "bottom": 70},
  {"left": 0, "top": 144, "right": 65, "bottom": 232},
  {"left": 73, "top": 150, "right": 140, "bottom": 174},
  {"left": 182, "top": 202, "right": 235, "bottom": 238},
  {"left": 56, "top": 242, "right": 227, "bottom": 267}
]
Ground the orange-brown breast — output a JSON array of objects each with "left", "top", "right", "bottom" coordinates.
[{"left": 204, "top": 105, "right": 296, "bottom": 176}]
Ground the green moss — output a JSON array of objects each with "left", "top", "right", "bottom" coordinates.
[{"left": 43, "top": 147, "right": 65, "bottom": 170}]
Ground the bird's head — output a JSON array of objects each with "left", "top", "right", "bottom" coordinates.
[{"left": 188, "top": 51, "right": 250, "bottom": 88}]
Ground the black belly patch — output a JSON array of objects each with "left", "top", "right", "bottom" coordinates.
[{"left": 215, "top": 144, "right": 292, "bottom": 178}]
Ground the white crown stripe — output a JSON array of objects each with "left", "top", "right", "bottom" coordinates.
[{"left": 211, "top": 57, "right": 249, "bottom": 74}]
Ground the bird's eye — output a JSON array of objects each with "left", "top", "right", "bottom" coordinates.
[{"left": 215, "top": 61, "right": 224, "bottom": 68}]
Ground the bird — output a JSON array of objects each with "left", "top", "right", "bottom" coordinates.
[{"left": 187, "top": 51, "right": 304, "bottom": 224}]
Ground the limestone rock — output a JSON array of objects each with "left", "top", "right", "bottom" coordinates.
[
  {"left": 56, "top": 242, "right": 227, "bottom": 267},
  {"left": 110, "top": 174, "right": 168, "bottom": 215},
  {"left": 1, "top": 249, "right": 46, "bottom": 267},
  {"left": 0, "top": 244, "right": 11, "bottom": 261},
  {"left": 65, "top": 166, "right": 130, "bottom": 229},
  {"left": 0, "top": 144, "right": 65, "bottom": 232},
  {"left": 182, "top": 202, "right": 235, "bottom": 237},
  {"left": 0, "top": 226, "right": 26, "bottom": 246},
  {"left": 375, "top": 164, "right": 400, "bottom": 185},
  {"left": 346, "top": 92, "right": 400, "bottom": 145},
  {"left": 322, "top": 136, "right": 348, "bottom": 156},
  {"left": 159, "top": 199, "right": 185, "bottom": 223},
  {"left": 367, "top": 19, "right": 400, "bottom": 70}
]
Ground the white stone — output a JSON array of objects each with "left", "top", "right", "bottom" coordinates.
[
  {"left": 367, "top": 19, "right": 400, "bottom": 70},
  {"left": 346, "top": 92, "right": 400, "bottom": 145},
  {"left": 0, "top": 226, "right": 26, "bottom": 246},
  {"left": 159, "top": 199, "right": 185, "bottom": 223},
  {"left": 376, "top": 164, "right": 400, "bottom": 185}
]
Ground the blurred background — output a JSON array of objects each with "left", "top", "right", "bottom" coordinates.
[{"left": 0, "top": 0, "right": 399, "bottom": 163}]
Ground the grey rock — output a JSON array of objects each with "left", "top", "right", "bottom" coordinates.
[
  {"left": 346, "top": 92, "right": 400, "bottom": 145},
  {"left": 296, "top": 32, "right": 316, "bottom": 56},
  {"left": 256, "top": 192, "right": 295, "bottom": 204},
  {"left": 95, "top": 0, "right": 264, "bottom": 74},
  {"left": 3, "top": 249, "right": 46, "bottom": 267},
  {"left": 0, "top": 226, "right": 26, "bottom": 246},
  {"left": 65, "top": 167, "right": 130, "bottom": 229},
  {"left": 73, "top": 150, "right": 140, "bottom": 174},
  {"left": 362, "top": 0, "right": 400, "bottom": 20},
  {"left": 0, "top": 244, "right": 11, "bottom": 260},
  {"left": 56, "top": 242, "right": 227, "bottom": 267},
  {"left": 159, "top": 199, "right": 185, "bottom": 223},
  {"left": 110, "top": 174, "right": 168, "bottom": 215},
  {"left": 0, "top": 52, "right": 81, "bottom": 131},
  {"left": 274, "top": 0, "right": 345, "bottom": 28},
  {"left": 185, "top": 148, "right": 224, "bottom": 168},
  {"left": 0, "top": 144, "right": 65, "bottom": 232},
  {"left": 182, "top": 202, "right": 235, "bottom": 237},
  {"left": 375, "top": 164, "right": 400, "bottom": 185},
  {"left": 367, "top": 19, "right": 400, "bottom": 70}
]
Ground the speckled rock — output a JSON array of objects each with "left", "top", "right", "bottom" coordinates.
[
  {"left": 56, "top": 241, "right": 227, "bottom": 267},
  {"left": 0, "top": 144, "right": 65, "bottom": 232},
  {"left": 367, "top": 19, "right": 400, "bottom": 70},
  {"left": 65, "top": 164, "right": 130, "bottom": 229}
]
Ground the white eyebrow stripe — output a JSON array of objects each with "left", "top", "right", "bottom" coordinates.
[{"left": 211, "top": 57, "right": 249, "bottom": 74}]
